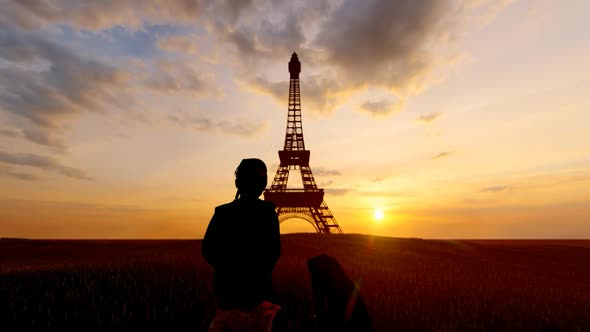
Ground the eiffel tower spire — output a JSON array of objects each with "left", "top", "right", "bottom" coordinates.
[
  {"left": 264, "top": 52, "right": 342, "bottom": 234},
  {"left": 284, "top": 52, "right": 305, "bottom": 151}
]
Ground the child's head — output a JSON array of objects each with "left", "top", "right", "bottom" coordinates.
[{"left": 234, "top": 158, "right": 268, "bottom": 199}]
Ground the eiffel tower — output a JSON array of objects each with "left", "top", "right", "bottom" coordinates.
[{"left": 264, "top": 53, "right": 343, "bottom": 234}]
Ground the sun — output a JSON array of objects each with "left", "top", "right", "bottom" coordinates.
[{"left": 373, "top": 208, "right": 384, "bottom": 222}]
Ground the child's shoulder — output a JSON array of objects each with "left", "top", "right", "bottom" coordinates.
[
  {"left": 215, "top": 201, "right": 237, "bottom": 212},
  {"left": 215, "top": 199, "right": 275, "bottom": 212}
]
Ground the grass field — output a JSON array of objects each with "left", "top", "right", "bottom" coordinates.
[{"left": 1, "top": 234, "right": 589, "bottom": 331}]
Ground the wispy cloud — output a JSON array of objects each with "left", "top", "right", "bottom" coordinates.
[
  {"left": 480, "top": 185, "right": 509, "bottom": 193},
  {"left": 168, "top": 112, "right": 267, "bottom": 137},
  {"left": 21, "top": 127, "right": 67, "bottom": 151},
  {"left": 0, "top": 199, "right": 148, "bottom": 212},
  {"left": 0, "top": 151, "right": 91, "bottom": 180},
  {"left": 0, "top": 31, "right": 131, "bottom": 125},
  {"left": 314, "top": 167, "right": 342, "bottom": 176},
  {"left": 143, "top": 60, "right": 218, "bottom": 96},
  {"left": 0, "top": 128, "right": 20, "bottom": 138},
  {"left": 0, "top": 169, "right": 40, "bottom": 181},
  {"left": 325, "top": 188, "right": 352, "bottom": 196},
  {"left": 157, "top": 35, "right": 200, "bottom": 55},
  {"left": 0, "top": 29, "right": 132, "bottom": 149},
  {"left": 432, "top": 151, "right": 454, "bottom": 160},
  {"left": 1, "top": 1, "right": 206, "bottom": 31},
  {"left": 0, "top": 127, "right": 66, "bottom": 151},
  {"left": 359, "top": 98, "right": 405, "bottom": 117},
  {"left": 417, "top": 112, "right": 442, "bottom": 123}
]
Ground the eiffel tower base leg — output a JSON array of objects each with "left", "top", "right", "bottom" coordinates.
[{"left": 276, "top": 202, "right": 342, "bottom": 234}]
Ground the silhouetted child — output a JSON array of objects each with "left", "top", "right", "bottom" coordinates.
[{"left": 202, "top": 158, "right": 281, "bottom": 315}]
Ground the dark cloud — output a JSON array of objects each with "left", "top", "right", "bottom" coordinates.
[
  {"left": 21, "top": 127, "right": 66, "bottom": 150},
  {"left": 1, "top": 0, "right": 206, "bottom": 31},
  {"left": 213, "top": 0, "right": 256, "bottom": 24},
  {"left": 222, "top": 28, "right": 261, "bottom": 64},
  {"left": 313, "top": 0, "right": 456, "bottom": 93},
  {"left": 168, "top": 112, "right": 267, "bottom": 137},
  {"left": 359, "top": 98, "right": 404, "bottom": 116},
  {"left": 251, "top": 77, "right": 286, "bottom": 102},
  {"left": 0, "top": 1, "right": 43, "bottom": 30},
  {"left": 480, "top": 185, "right": 509, "bottom": 193},
  {"left": 214, "top": 3, "right": 312, "bottom": 65},
  {"left": 0, "top": 169, "right": 40, "bottom": 181},
  {"left": 0, "top": 151, "right": 91, "bottom": 180},
  {"left": 1, "top": 127, "right": 66, "bottom": 150},
  {"left": 313, "top": 167, "right": 342, "bottom": 176},
  {"left": 1, "top": 124, "right": 65, "bottom": 150},
  {"left": 432, "top": 151, "right": 454, "bottom": 160},
  {"left": 207, "top": 1, "right": 348, "bottom": 114},
  {"left": 301, "top": 75, "right": 343, "bottom": 113},
  {"left": 0, "top": 128, "right": 20, "bottom": 138},
  {"left": 417, "top": 112, "right": 442, "bottom": 123},
  {"left": 257, "top": 14, "right": 306, "bottom": 56},
  {"left": 0, "top": 30, "right": 131, "bottom": 148},
  {"left": 222, "top": 0, "right": 464, "bottom": 116},
  {"left": 144, "top": 61, "right": 216, "bottom": 96}
]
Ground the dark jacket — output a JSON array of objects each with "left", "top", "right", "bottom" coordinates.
[{"left": 202, "top": 198, "right": 281, "bottom": 310}]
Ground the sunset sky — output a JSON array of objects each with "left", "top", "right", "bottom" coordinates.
[{"left": 1, "top": 0, "right": 588, "bottom": 239}]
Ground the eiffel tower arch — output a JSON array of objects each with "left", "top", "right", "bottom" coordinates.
[{"left": 264, "top": 53, "right": 342, "bottom": 234}]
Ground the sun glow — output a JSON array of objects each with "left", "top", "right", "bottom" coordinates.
[{"left": 374, "top": 209, "right": 384, "bottom": 222}]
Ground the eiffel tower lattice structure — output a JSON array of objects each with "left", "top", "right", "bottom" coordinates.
[{"left": 264, "top": 53, "right": 343, "bottom": 234}]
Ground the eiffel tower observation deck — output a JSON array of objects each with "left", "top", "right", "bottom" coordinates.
[{"left": 264, "top": 53, "right": 342, "bottom": 234}]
